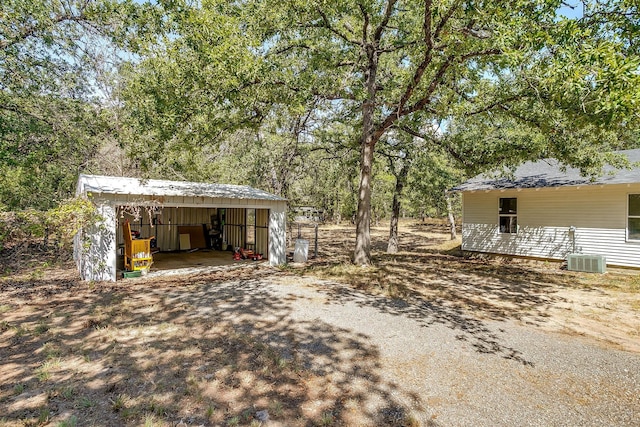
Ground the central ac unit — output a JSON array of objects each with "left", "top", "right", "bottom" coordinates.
[{"left": 567, "top": 254, "right": 606, "bottom": 273}]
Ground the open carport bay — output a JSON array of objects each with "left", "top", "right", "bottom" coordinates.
[{"left": 75, "top": 175, "right": 287, "bottom": 281}]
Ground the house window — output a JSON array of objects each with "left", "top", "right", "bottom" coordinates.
[
  {"left": 628, "top": 195, "right": 640, "bottom": 240},
  {"left": 499, "top": 198, "right": 517, "bottom": 233}
]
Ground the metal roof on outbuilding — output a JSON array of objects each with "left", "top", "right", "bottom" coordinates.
[
  {"left": 451, "top": 149, "right": 640, "bottom": 192},
  {"left": 77, "top": 174, "right": 286, "bottom": 201}
]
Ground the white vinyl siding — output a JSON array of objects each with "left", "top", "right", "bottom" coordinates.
[{"left": 461, "top": 184, "right": 640, "bottom": 268}]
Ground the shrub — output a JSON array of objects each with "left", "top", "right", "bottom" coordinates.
[
  {"left": 44, "top": 197, "right": 101, "bottom": 250},
  {"left": 0, "top": 196, "right": 101, "bottom": 268}
]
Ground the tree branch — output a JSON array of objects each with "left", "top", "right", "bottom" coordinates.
[
  {"left": 459, "top": 48, "right": 501, "bottom": 62},
  {"left": 358, "top": 3, "right": 370, "bottom": 43},
  {"left": 394, "top": 0, "right": 434, "bottom": 117},
  {"left": 463, "top": 95, "right": 524, "bottom": 117},
  {"left": 498, "top": 105, "right": 545, "bottom": 128},
  {"left": 401, "top": 53, "right": 455, "bottom": 116},
  {"left": 272, "top": 43, "right": 312, "bottom": 55},
  {"left": 373, "top": 0, "right": 398, "bottom": 43},
  {"left": 379, "top": 39, "right": 418, "bottom": 53},
  {"left": 402, "top": 48, "right": 502, "bottom": 116},
  {"left": 0, "top": 103, "right": 56, "bottom": 129},
  {"left": 0, "top": 13, "right": 88, "bottom": 51},
  {"left": 316, "top": 8, "right": 362, "bottom": 46},
  {"left": 397, "top": 125, "right": 474, "bottom": 168},
  {"left": 433, "top": 0, "right": 462, "bottom": 41}
]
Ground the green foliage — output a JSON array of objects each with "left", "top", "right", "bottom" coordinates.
[
  {"left": 0, "top": 209, "right": 46, "bottom": 251},
  {"left": 370, "top": 162, "right": 396, "bottom": 223},
  {"left": 0, "top": 0, "right": 160, "bottom": 210},
  {"left": 0, "top": 197, "right": 101, "bottom": 253},
  {"left": 116, "top": 0, "right": 640, "bottom": 264},
  {"left": 118, "top": 0, "right": 274, "bottom": 172},
  {"left": 45, "top": 197, "right": 103, "bottom": 248},
  {"left": 406, "top": 150, "right": 464, "bottom": 218},
  {"left": 541, "top": 2, "right": 640, "bottom": 126}
]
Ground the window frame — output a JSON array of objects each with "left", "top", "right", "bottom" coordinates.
[
  {"left": 498, "top": 197, "right": 518, "bottom": 234},
  {"left": 627, "top": 194, "right": 640, "bottom": 242}
]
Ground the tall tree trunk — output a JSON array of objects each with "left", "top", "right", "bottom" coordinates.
[
  {"left": 354, "top": 138, "right": 374, "bottom": 265},
  {"left": 387, "top": 162, "right": 409, "bottom": 253},
  {"left": 354, "top": 46, "right": 378, "bottom": 266},
  {"left": 445, "top": 190, "right": 457, "bottom": 240}
]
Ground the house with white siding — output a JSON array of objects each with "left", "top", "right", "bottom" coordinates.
[
  {"left": 74, "top": 174, "right": 287, "bottom": 281},
  {"left": 452, "top": 149, "right": 640, "bottom": 268}
]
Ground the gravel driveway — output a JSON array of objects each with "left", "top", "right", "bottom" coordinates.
[{"left": 169, "top": 268, "right": 640, "bottom": 426}]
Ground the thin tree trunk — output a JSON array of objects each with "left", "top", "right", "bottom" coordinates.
[
  {"left": 445, "top": 190, "right": 456, "bottom": 240},
  {"left": 387, "top": 193, "right": 400, "bottom": 253},
  {"left": 43, "top": 227, "right": 49, "bottom": 250},
  {"left": 387, "top": 162, "right": 409, "bottom": 253}
]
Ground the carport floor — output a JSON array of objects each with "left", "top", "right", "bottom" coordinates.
[
  {"left": 153, "top": 249, "right": 235, "bottom": 269},
  {"left": 118, "top": 249, "right": 265, "bottom": 279}
]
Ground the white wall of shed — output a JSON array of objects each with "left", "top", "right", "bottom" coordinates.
[
  {"left": 461, "top": 184, "right": 640, "bottom": 268},
  {"left": 269, "top": 202, "right": 287, "bottom": 265},
  {"left": 75, "top": 204, "right": 117, "bottom": 281}
]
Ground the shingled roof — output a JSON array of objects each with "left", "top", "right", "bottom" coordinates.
[{"left": 451, "top": 149, "right": 640, "bottom": 192}]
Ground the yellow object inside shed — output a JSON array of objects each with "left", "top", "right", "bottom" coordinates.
[{"left": 122, "top": 220, "right": 154, "bottom": 272}]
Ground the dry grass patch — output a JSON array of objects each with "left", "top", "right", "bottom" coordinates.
[
  {"left": 1, "top": 264, "right": 415, "bottom": 426},
  {"left": 291, "top": 219, "right": 640, "bottom": 352}
]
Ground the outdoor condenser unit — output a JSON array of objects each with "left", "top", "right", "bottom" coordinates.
[{"left": 567, "top": 254, "right": 607, "bottom": 274}]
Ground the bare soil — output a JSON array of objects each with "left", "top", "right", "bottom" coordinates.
[
  {"left": 299, "top": 220, "right": 640, "bottom": 353},
  {"left": 0, "top": 219, "right": 638, "bottom": 426}
]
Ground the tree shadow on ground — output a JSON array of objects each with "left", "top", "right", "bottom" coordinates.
[
  {"left": 308, "top": 275, "right": 534, "bottom": 366},
  {"left": 297, "top": 223, "right": 592, "bottom": 365},
  {"left": 0, "top": 267, "right": 431, "bottom": 426}
]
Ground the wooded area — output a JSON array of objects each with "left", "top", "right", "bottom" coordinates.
[{"left": 1, "top": 0, "right": 639, "bottom": 264}]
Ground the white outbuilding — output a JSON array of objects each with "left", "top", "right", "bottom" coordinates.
[{"left": 74, "top": 174, "right": 287, "bottom": 281}]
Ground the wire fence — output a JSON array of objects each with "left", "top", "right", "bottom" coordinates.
[{"left": 286, "top": 222, "right": 319, "bottom": 260}]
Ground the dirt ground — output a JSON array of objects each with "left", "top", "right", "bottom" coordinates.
[
  {"left": 298, "top": 220, "right": 640, "bottom": 353},
  {"left": 0, "top": 219, "right": 638, "bottom": 426}
]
